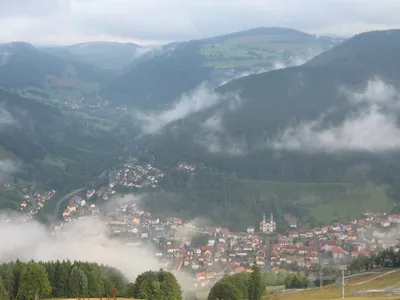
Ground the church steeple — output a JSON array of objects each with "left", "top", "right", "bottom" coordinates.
[{"left": 270, "top": 212, "right": 273, "bottom": 224}]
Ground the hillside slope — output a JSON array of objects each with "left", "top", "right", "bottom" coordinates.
[
  {"left": 137, "top": 30, "right": 400, "bottom": 229},
  {"left": 101, "top": 27, "right": 342, "bottom": 109},
  {"left": 144, "top": 29, "right": 400, "bottom": 180},
  {"left": 0, "top": 89, "right": 129, "bottom": 192},
  {"left": 0, "top": 42, "right": 113, "bottom": 101}
]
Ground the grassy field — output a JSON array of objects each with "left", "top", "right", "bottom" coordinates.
[
  {"left": 242, "top": 180, "right": 394, "bottom": 225},
  {"left": 263, "top": 271, "right": 400, "bottom": 300},
  {"left": 266, "top": 285, "right": 285, "bottom": 293}
]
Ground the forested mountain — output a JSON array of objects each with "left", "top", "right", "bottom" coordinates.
[
  {"left": 42, "top": 41, "right": 141, "bottom": 71},
  {"left": 143, "top": 29, "right": 400, "bottom": 179},
  {"left": 0, "top": 260, "right": 128, "bottom": 299},
  {"left": 137, "top": 30, "right": 400, "bottom": 229},
  {"left": 102, "top": 27, "right": 343, "bottom": 109},
  {"left": 0, "top": 89, "right": 131, "bottom": 191}
]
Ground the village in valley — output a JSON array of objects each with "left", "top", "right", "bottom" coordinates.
[
  {"left": 26, "top": 157, "right": 396, "bottom": 289},
  {"left": 7, "top": 156, "right": 400, "bottom": 289}
]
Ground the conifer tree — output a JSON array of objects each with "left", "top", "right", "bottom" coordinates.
[
  {"left": 68, "top": 266, "right": 88, "bottom": 297},
  {"left": 248, "top": 263, "right": 264, "bottom": 300},
  {"left": 87, "top": 269, "right": 101, "bottom": 297},
  {"left": 0, "top": 275, "right": 8, "bottom": 300},
  {"left": 17, "top": 262, "right": 51, "bottom": 300},
  {"left": 1, "top": 263, "right": 15, "bottom": 298}
]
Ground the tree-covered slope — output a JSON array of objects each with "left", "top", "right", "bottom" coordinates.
[
  {"left": 136, "top": 30, "right": 400, "bottom": 229},
  {"left": 101, "top": 27, "right": 343, "bottom": 109},
  {"left": 0, "top": 89, "right": 130, "bottom": 191},
  {"left": 143, "top": 29, "right": 400, "bottom": 176}
]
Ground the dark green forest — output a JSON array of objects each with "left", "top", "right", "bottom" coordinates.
[
  {"left": 0, "top": 88, "right": 133, "bottom": 193},
  {"left": 0, "top": 260, "right": 128, "bottom": 299}
]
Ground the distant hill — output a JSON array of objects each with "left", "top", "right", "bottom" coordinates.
[
  {"left": 42, "top": 41, "right": 142, "bottom": 71},
  {"left": 101, "top": 27, "right": 344, "bottom": 109},
  {"left": 0, "top": 42, "right": 114, "bottom": 102},
  {"left": 144, "top": 30, "right": 400, "bottom": 176}
]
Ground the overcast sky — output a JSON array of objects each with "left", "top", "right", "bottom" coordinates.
[{"left": 0, "top": 0, "right": 399, "bottom": 45}]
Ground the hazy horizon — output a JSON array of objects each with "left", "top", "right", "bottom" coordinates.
[{"left": 0, "top": 0, "right": 399, "bottom": 46}]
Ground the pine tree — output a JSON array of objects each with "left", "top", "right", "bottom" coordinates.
[
  {"left": 68, "top": 266, "right": 88, "bottom": 297},
  {"left": 17, "top": 262, "right": 52, "bottom": 300},
  {"left": 87, "top": 270, "right": 100, "bottom": 297},
  {"left": 12, "top": 260, "right": 23, "bottom": 299},
  {"left": 248, "top": 263, "right": 264, "bottom": 300},
  {"left": 1, "top": 263, "right": 15, "bottom": 298},
  {"left": 44, "top": 262, "right": 56, "bottom": 297},
  {"left": 0, "top": 275, "right": 8, "bottom": 300},
  {"left": 53, "top": 261, "right": 69, "bottom": 297}
]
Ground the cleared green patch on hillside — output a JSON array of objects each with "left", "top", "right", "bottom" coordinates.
[
  {"left": 242, "top": 180, "right": 393, "bottom": 225},
  {"left": 199, "top": 32, "right": 337, "bottom": 69}
]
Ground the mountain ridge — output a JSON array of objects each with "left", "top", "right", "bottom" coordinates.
[{"left": 101, "top": 27, "right": 344, "bottom": 109}]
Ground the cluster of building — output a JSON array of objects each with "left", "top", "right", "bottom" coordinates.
[
  {"left": 49, "top": 157, "right": 400, "bottom": 289},
  {"left": 176, "top": 164, "right": 196, "bottom": 173},
  {"left": 100, "top": 206, "right": 400, "bottom": 288},
  {"left": 18, "top": 185, "right": 56, "bottom": 218},
  {"left": 60, "top": 157, "right": 165, "bottom": 221},
  {"left": 269, "top": 212, "right": 400, "bottom": 273},
  {"left": 108, "top": 158, "right": 165, "bottom": 189},
  {"left": 62, "top": 195, "right": 100, "bottom": 220}
]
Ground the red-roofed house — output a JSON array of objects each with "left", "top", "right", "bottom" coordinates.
[
  {"left": 388, "top": 215, "right": 400, "bottom": 224},
  {"left": 332, "top": 247, "right": 345, "bottom": 259}
]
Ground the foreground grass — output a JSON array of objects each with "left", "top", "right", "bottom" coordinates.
[
  {"left": 265, "top": 285, "right": 285, "bottom": 293},
  {"left": 242, "top": 180, "right": 393, "bottom": 225},
  {"left": 263, "top": 271, "right": 400, "bottom": 300}
]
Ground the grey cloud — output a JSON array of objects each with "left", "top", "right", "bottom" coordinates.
[
  {"left": 0, "top": 103, "right": 16, "bottom": 127},
  {"left": 0, "top": 0, "right": 400, "bottom": 44},
  {"left": 0, "top": 215, "right": 160, "bottom": 280},
  {"left": 196, "top": 101, "right": 249, "bottom": 156},
  {"left": 270, "top": 79, "right": 400, "bottom": 153},
  {"left": 135, "top": 84, "right": 225, "bottom": 135},
  {"left": 0, "top": 0, "right": 66, "bottom": 17},
  {"left": 198, "top": 130, "right": 249, "bottom": 156}
]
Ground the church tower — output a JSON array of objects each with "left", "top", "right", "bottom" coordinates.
[{"left": 260, "top": 213, "right": 266, "bottom": 232}]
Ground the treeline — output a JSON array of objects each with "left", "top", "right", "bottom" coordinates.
[{"left": 0, "top": 260, "right": 128, "bottom": 299}]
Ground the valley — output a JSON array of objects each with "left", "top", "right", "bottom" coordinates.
[{"left": 0, "top": 20, "right": 400, "bottom": 300}]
